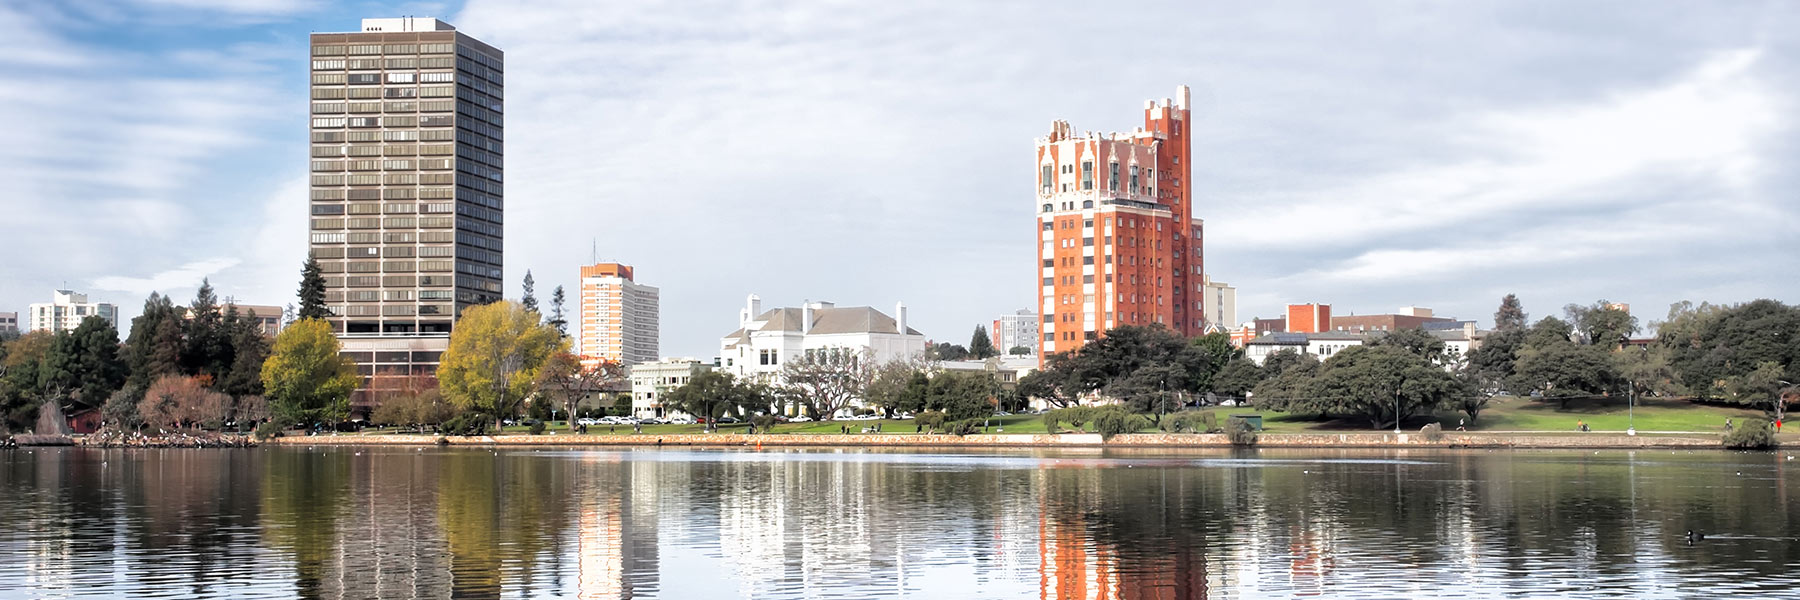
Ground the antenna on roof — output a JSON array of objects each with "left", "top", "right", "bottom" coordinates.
[{"left": 591, "top": 238, "right": 597, "bottom": 264}]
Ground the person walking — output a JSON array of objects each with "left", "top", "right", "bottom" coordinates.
[{"left": 1457, "top": 418, "right": 1466, "bottom": 432}]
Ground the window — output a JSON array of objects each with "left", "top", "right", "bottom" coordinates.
[
  {"left": 1081, "top": 161, "right": 1094, "bottom": 190},
  {"left": 1109, "top": 162, "right": 1119, "bottom": 191},
  {"left": 1130, "top": 165, "right": 1140, "bottom": 195},
  {"left": 386, "top": 72, "right": 415, "bottom": 83},
  {"left": 1041, "top": 164, "right": 1053, "bottom": 192}
]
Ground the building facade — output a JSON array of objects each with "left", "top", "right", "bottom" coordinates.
[
  {"left": 1329, "top": 307, "right": 1454, "bottom": 333},
  {"left": 0, "top": 312, "right": 16, "bottom": 336},
  {"left": 1037, "top": 85, "right": 1202, "bottom": 358},
  {"left": 183, "top": 303, "right": 285, "bottom": 337},
  {"left": 578, "top": 263, "right": 660, "bottom": 366},
  {"left": 307, "top": 17, "right": 503, "bottom": 387},
  {"left": 627, "top": 358, "right": 711, "bottom": 419},
  {"left": 1285, "top": 303, "right": 1332, "bottom": 334},
  {"left": 719, "top": 295, "right": 927, "bottom": 387},
  {"left": 28, "top": 290, "right": 119, "bottom": 333},
  {"left": 1201, "top": 276, "right": 1236, "bottom": 333},
  {"left": 991, "top": 309, "right": 1039, "bottom": 356}
]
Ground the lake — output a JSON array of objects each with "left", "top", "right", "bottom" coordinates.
[{"left": 0, "top": 446, "right": 1795, "bottom": 599}]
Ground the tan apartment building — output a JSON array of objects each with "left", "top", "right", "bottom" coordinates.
[{"left": 579, "top": 263, "right": 660, "bottom": 366}]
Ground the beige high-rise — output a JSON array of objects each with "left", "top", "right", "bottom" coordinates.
[
  {"left": 308, "top": 18, "right": 502, "bottom": 406},
  {"left": 578, "top": 263, "right": 660, "bottom": 366}
]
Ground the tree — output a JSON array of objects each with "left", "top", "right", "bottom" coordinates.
[
  {"left": 665, "top": 370, "right": 764, "bottom": 431},
  {"left": 1614, "top": 344, "right": 1678, "bottom": 401},
  {"left": 370, "top": 374, "right": 455, "bottom": 433},
  {"left": 1565, "top": 300, "right": 1638, "bottom": 348},
  {"left": 1107, "top": 363, "right": 1186, "bottom": 420},
  {"left": 36, "top": 315, "right": 126, "bottom": 409},
  {"left": 1494, "top": 294, "right": 1527, "bottom": 332},
  {"left": 1466, "top": 328, "right": 1524, "bottom": 393},
  {"left": 927, "top": 342, "right": 970, "bottom": 361},
  {"left": 1524, "top": 317, "right": 1576, "bottom": 350},
  {"left": 1512, "top": 341, "right": 1621, "bottom": 409},
  {"left": 1210, "top": 357, "right": 1262, "bottom": 405},
  {"left": 1250, "top": 353, "right": 1321, "bottom": 413},
  {"left": 1370, "top": 327, "right": 1446, "bottom": 363},
  {"left": 217, "top": 306, "right": 270, "bottom": 398},
  {"left": 0, "top": 331, "right": 54, "bottom": 431},
  {"left": 1308, "top": 345, "right": 1465, "bottom": 429},
  {"left": 261, "top": 319, "right": 360, "bottom": 427},
  {"left": 138, "top": 375, "right": 227, "bottom": 431},
  {"left": 969, "top": 326, "right": 998, "bottom": 359},
  {"left": 866, "top": 357, "right": 931, "bottom": 416},
  {"left": 547, "top": 285, "right": 568, "bottom": 338},
  {"left": 1064, "top": 324, "right": 1213, "bottom": 401},
  {"left": 1015, "top": 364, "right": 1075, "bottom": 409},
  {"left": 777, "top": 347, "right": 874, "bottom": 420},
  {"left": 923, "top": 370, "right": 1000, "bottom": 420},
  {"left": 297, "top": 257, "right": 330, "bottom": 320},
  {"left": 520, "top": 270, "right": 538, "bottom": 315},
  {"left": 536, "top": 353, "right": 625, "bottom": 431},
  {"left": 184, "top": 278, "right": 234, "bottom": 380},
  {"left": 124, "top": 293, "right": 184, "bottom": 396},
  {"left": 1008, "top": 346, "right": 1031, "bottom": 356},
  {"left": 438, "top": 301, "right": 565, "bottom": 427},
  {"left": 1660, "top": 299, "right": 1800, "bottom": 403}
]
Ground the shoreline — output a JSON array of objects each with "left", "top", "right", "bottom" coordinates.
[{"left": 263, "top": 431, "right": 1728, "bottom": 449}]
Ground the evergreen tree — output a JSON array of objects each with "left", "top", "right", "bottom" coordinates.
[
  {"left": 548, "top": 285, "right": 568, "bottom": 337},
  {"left": 521, "top": 270, "right": 539, "bottom": 315},
  {"left": 969, "top": 325, "right": 998, "bottom": 359},
  {"left": 125, "top": 293, "right": 184, "bottom": 395},
  {"left": 1494, "top": 294, "right": 1527, "bottom": 332},
  {"left": 37, "top": 316, "right": 127, "bottom": 409},
  {"left": 218, "top": 304, "right": 270, "bottom": 398},
  {"left": 184, "top": 279, "right": 233, "bottom": 381},
  {"left": 297, "top": 257, "right": 330, "bottom": 320}
]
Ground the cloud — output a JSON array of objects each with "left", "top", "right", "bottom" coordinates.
[
  {"left": 128, "top": 0, "right": 311, "bottom": 16},
  {"left": 93, "top": 258, "right": 243, "bottom": 297}
]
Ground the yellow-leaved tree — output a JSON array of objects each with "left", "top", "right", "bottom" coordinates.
[
  {"left": 260, "top": 318, "right": 359, "bottom": 427},
  {"left": 438, "top": 301, "right": 565, "bottom": 428}
]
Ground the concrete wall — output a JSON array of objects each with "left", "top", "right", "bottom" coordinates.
[{"left": 274, "top": 432, "right": 1722, "bottom": 449}]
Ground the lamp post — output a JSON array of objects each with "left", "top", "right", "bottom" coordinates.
[
  {"left": 1394, "top": 389, "right": 1402, "bottom": 435},
  {"left": 1627, "top": 384, "right": 1636, "bottom": 436}
]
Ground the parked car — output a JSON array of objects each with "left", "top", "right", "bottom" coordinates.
[
  {"left": 639, "top": 417, "right": 664, "bottom": 425},
  {"left": 577, "top": 418, "right": 600, "bottom": 426},
  {"left": 667, "top": 416, "right": 697, "bottom": 425},
  {"left": 789, "top": 415, "right": 813, "bottom": 423}
]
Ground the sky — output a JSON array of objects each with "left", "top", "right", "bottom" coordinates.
[{"left": 2, "top": 0, "right": 1796, "bottom": 358}]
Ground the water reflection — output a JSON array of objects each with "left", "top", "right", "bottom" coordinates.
[{"left": 0, "top": 447, "right": 1795, "bottom": 599}]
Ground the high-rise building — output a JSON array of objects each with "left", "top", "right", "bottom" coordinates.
[
  {"left": 991, "top": 309, "right": 1039, "bottom": 356},
  {"left": 28, "top": 290, "right": 118, "bottom": 333},
  {"left": 0, "top": 312, "right": 17, "bottom": 336},
  {"left": 1201, "top": 275, "right": 1236, "bottom": 333},
  {"left": 308, "top": 17, "right": 503, "bottom": 404},
  {"left": 579, "top": 263, "right": 660, "bottom": 366},
  {"left": 1036, "top": 85, "right": 1202, "bottom": 358}
]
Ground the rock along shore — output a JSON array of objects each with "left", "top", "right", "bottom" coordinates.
[{"left": 268, "top": 431, "right": 1723, "bottom": 449}]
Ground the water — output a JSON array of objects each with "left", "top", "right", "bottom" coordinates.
[{"left": 0, "top": 446, "right": 1795, "bottom": 599}]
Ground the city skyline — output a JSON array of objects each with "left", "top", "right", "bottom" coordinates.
[{"left": 3, "top": 1, "right": 1797, "bottom": 359}]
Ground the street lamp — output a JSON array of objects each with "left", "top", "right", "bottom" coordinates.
[{"left": 1394, "top": 389, "right": 1402, "bottom": 435}]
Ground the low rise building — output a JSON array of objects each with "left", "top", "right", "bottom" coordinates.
[
  {"left": 0, "top": 312, "right": 17, "bottom": 336},
  {"left": 1330, "top": 306, "right": 1455, "bottom": 332},
  {"left": 28, "top": 290, "right": 118, "bottom": 333},
  {"left": 628, "top": 358, "right": 711, "bottom": 419},
  {"left": 719, "top": 294, "right": 927, "bottom": 387}
]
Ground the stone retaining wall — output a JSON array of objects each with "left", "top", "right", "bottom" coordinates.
[{"left": 271, "top": 432, "right": 1720, "bottom": 449}]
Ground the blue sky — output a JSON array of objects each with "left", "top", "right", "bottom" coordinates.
[{"left": 3, "top": 0, "right": 1797, "bottom": 358}]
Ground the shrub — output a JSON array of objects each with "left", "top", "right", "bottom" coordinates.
[
  {"left": 1163, "top": 411, "right": 1221, "bottom": 434},
  {"left": 914, "top": 411, "right": 947, "bottom": 434},
  {"left": 1092, "top": 409, "right": 1153, "bottom": 439},
  {"left": 1723, "top": 418, "right": 1776, "bottom": 450},
  {"left": 945, "top": 418, "right": 983, "bottom": 436},
  {"left": 1227, "top": 419, "right": 1258, "bottom": 446},
  {"left": 1044, "top": 406, "right": 1099, "bottom": 432},
  {"left": 751, "top": 414, "right": 777, "bottom": 432},
  {"left": 528, "top": 420, "right": 547, "bottom": 435},
  {"left": 441, "top": 413, "right": 489, "bottom": 436},
  {"left": 254, "top": 421, "right": 286, "bottom": 440}
]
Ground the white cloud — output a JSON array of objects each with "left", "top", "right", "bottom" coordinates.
[{"left": 93, "top": 258, "right": 243, "bottom": 297}]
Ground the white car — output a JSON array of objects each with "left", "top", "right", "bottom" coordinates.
[
  {"left": 577, "top": 418, "right": 600, "bottom": 426},
  {"left": 667, "top": 416, "right": 697, "bottom": 425},
  {"left": 789, "top": 415, "right": 813, "bottom": 423}
]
